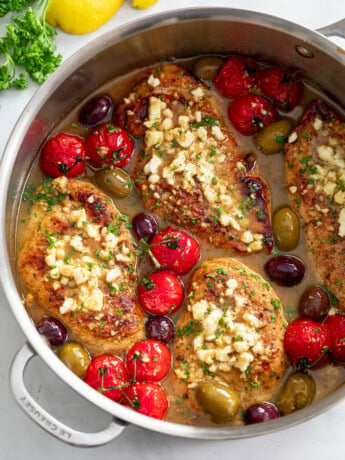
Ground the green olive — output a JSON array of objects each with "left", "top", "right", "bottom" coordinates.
[
  {"left": 58, "top": 342, "right": 91, "bottom": 378},
  {"left": 193, "top": 57, "right": 225, "bottom": 81},
  {"left": 254, "top": 119, "right": 293, "bottom": 154},
  {"left": 196, "top": 382, "right": 240, "bottom": 420},
  {"left": 276, "top": 373, "right": 316, "bottom": 415},
  {"left": 95, "top": 167, "right": 132, "bottom": 198},
  {"left": 273, "top": 206, "right": 300, "bottom": 251}
]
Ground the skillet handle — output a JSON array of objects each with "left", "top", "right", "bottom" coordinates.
[
  {"left": 317, "top": 18, "right": 345, "bottom": 39},
  {"left": 10, "top": 343, "right": 127, "bottom": 447}
]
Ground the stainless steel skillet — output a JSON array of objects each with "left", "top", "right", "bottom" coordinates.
[{"left": 1, "top": 7, "right": 345, "bottom": 447}]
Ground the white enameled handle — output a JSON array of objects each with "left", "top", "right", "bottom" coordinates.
[{"left": 10, "top": 343, "right": 127, "bottom": 447}]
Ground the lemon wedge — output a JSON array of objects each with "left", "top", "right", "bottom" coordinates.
[
  {"left": 46, "top": 0, "right": 124, "bottom": 35},
  {"left": 132, "top": 0, "right": 159, "bottom": 9}
]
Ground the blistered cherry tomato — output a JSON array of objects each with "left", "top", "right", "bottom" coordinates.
[
  {"left": 325, "top": 314, "right": 345, "bottom": 363},
  {"left": 40, "top": 133, "right": 86, "bottom": 178},
  {"left": 138, "top": 271, "right": 184, "bottom": 315},
  {"left": 123, "top": 382, "right": 168, "bottom": 419},
  {"left": 85, "top": 122, "right": 134, "bottom": 168},
  {"left": 214, "top": 56, "right": 257, "bottom": 98},
  {"left": 78, "top": 94, "right": 113, "bottom": 128},
  {"left": 36, "top": 316, "right": 67, "bottom": 347},
  {"left": 84, "top": 355, "right": 128, "bottom": 402},
  {"left": 126, "top": 339, "right": 171, "bottom": 382},
  {"left": 256, "top": 67, "right": 303, "bottom": 111},
  {"left": 284, "top": 319, "right": 331, "bottom": 369},
  {"left": 150, "top": 227, "right": 200, "bottom": 275},
  {"left": 228, "top": 94, "right": 277, "bottom": 136},
  {"left": 145, "top": 316, "right": 175, "bottom": 343}
]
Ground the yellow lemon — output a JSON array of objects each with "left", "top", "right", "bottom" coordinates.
[
  {"left": 46, "top": 0, "right": 124, "bottom": 35},
  {"left": 132, "top": 0, "right": 159, "bottom": 9}
]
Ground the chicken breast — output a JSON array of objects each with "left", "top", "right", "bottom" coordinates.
[
  {"left": 18, "top": 177, "right": 144, "bottom": 354},
  {"left": 172, "top": 257, "right": 287, "bottom": 418},
  {"left": 285, "top": 100, "right": 345, "bottom": 309},
  {"left": 116, "top": 64, "right": 273, "bottom": 254}
]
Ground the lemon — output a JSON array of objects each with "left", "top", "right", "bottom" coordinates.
[
  {"left": 46, "top": 0, "right": 124, "bottom": 35},
  {"left": 132, "top": 0, "right": 159, "bottom": 9}
]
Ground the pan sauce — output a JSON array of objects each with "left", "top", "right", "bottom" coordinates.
[{"left": 16, "top": 56, "right": 345, "bottom": 427}]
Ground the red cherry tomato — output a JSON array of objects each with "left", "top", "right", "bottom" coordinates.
[
  {"left": 138, "top": 271, "right": 184, "bottom": 316},
  {"left": 150, "top": 227, "right": 200, "bottom": 275},
  {"left": 123, "top": 382, "right": 168, "bottom": 419},
  {"left": 256, "top": 67, "right": 303, "bottom": 111},
  {"left": 284, "top": 319, "right": 331, "bottom": 369},
  {"left": 84, "top": 355, "right": 128, "bottom": 402},
  {"left": 325, "top": 314, "right": 345, "bottom": 363},
  {"left": 85, "top": 122, "right": 134, "bottom": 168},
  {"left": 228, "top": 93, "right": 277, "bottom": 136},
  {"left": 214, "top": 56, "right": 257, "bottom": 98},
  {"left": 40, "top": 133, "right": 86, "bottom": 178},
  {"left": 126, "top": 339, "right": 171, "bottom": 382}
]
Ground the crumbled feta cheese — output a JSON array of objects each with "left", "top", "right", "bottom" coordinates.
[
  {"left": 143, "top": 155, "right": 162, "bottom": 175},
  {"left": 147, "top": 74, "right": 160, "bottom": 88},
  {"left": 73, "top": 267, "right": 90, "bottom": 285},
  {"left": 338, "top": 208, "right": 345, "bottom": 237},
  {"left": 313, "top": 118, "right": 323, "bottom": 131},
  {"left": 148, "top": 96, "right": 162, "bottom": 121},
  {"left": 288, "top": 132, "right": 298, "bottom": 143},
  {"left": 211, "top": 125, "right": 225, "bottom": 141},
  {"left": 53, "top": 176, "right": 68, "bottom": 193},
  {"left": 145, "top": 131, "right": 164, "bottom": 148},
  {"left": 70, "top": 235, "right": 84, "bottom": 252},
  {"left": 220, "top": 213, "right": 241, "bottom": 231},
  {"left": 191, "top": 87, "right": 204, "bottom": 99},
  {"left": 225, "top": 278, "right": 238, "bottom": 297},
  {"left": 106, "top": 266, "right": 122, "bottom": 283},
  {"left": 60, "top": 298, "right": 77, "bottom": 314},
  {"left": 240, "top": 230, "right": 254, "bottom": 244},
  {"left": 191, "top": 299, "right": 209, "bottom": 321}
]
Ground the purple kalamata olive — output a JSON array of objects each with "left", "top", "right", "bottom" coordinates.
[
  {"left": 299, "top": 285, "right": 330, "bottom": 321},
  {"left": 36, "top": 316, "right": 68, "bottom": 347},
  {"left": 132, "top": 213, "right": 158, "bottom": 242},
  {"left": 264, "top": 255, "right": 305, "bottom": 286},
  {"left": 145, "top": 316, "right": 175, "bottom": 343},
  {"left": 78, "top": 94, "right": 113, "bottom": 128},
  {"left": 244, "top": 402, "right": 280, "bottom": 424}
]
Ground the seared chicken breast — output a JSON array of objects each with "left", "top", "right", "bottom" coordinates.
[
  {"left": 18, "top": 177, "right": 144, "bottom": 354},
  {"left": 116, "top": 64, "right": 273, "bottom": 254},
  {"left": 285, "top": 100, "right": 345, "bottom": 309},
  {"left": 172, "top": 257, "right": 287, "bottom": 417}
]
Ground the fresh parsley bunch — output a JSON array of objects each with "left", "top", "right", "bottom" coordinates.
[
  {"left": 0, "top": 0, "right": 34, "bottom": 18},
  {"left": 0, "top": 0, "right": 62, "bottom": 91}
]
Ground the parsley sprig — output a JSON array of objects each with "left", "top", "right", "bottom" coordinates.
[{"left": 0, "top": 0, "right": 62, "bottom": 91}]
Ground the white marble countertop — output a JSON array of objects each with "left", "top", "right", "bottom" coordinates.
[{"left": 1, "top": 0, "right": 345, "bottom": 458}]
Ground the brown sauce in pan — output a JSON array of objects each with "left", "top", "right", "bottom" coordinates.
[{"left": 15, "top": 56, "right": 345, "bottom": 426}]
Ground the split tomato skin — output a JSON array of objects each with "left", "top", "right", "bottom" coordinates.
[
  {"left": 123, "top": 382, "right": 169, "bottom": 419},
  {"left": 284, "top": 319, "right": 331, "bottom": 369},
  {"left": 256, "top": 67, "right": 303, "bottom": 111},
  {"left": 40, "top": 133, "right": 86, "bottom": 178},
  {"left": 138, "top": 271, "right": 184, "bottom": 316},
  {"left": 84, "top": 355, "right": 129, "bottom": 402},
  {"left": 150, "top": 227, "right": 200, "bottom": 275},
  {"left": 325, "top": 314, "right": 345, "bottom": 363},
  {"left": 214, "top": 56, "right": 257, "bottom": 98},
  {"left": 85, "top": 122, "right": 134, "bottom": 168},
  {"left": 228, "top": 93, "right": 277, "bottom": 136},
  {"left": 126, "top": 339, "right": 171, "bottom": 382}
]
